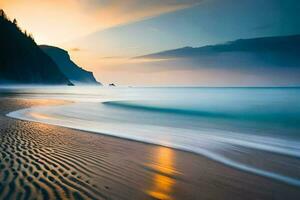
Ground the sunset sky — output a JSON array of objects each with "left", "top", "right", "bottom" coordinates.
[{"left": 1, "top": 0, "right": 299, "bottom": 85}]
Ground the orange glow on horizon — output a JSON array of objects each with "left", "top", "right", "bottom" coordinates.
[
  {"left": 0, "top": 0, "right": 199, "bottom": 45},
  {"left": 0, "top": 0, "right": 206, "bottom": 86}
]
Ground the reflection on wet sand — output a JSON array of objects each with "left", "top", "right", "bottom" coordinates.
[
  {"left": 2, "top": 98, "right": 300, "bottom": 200},
  {"left": 30, "top": 112, "right": 53, "bottom": 120},
  {"left": 146, "top": 147, "right": 178, "bottom": 200}
]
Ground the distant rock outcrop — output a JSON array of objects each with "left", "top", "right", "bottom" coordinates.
[
  {"left": 0, "top": 10, "right": 72, "bottom": 85},
  {"left": 40, "top": 45, "right": 101, "bottom": 85}
]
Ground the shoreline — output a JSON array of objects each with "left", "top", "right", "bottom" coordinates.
[
  {"left": 7, "top": 98, "right": 300, "bottom": 188},
  {"left": 1, "top": 97, "right": 300, "bottom": 199}
]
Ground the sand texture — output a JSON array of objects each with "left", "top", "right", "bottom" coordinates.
[{"left": 0, "top": 98, "right": 300, "bottom": 200}]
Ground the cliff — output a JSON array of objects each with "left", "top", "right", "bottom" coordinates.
[
  {"left": 40, "top": 45, "right": 100, "bottom": 85},
  {"left": 0, "top": 10, "right": 72, "bottom": 85}
]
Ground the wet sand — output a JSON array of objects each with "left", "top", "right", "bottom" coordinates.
[{"left": 0, "top": 98, "right": 300, "bottom": 200}]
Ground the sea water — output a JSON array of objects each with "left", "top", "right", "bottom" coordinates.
[{"left": 4, "top": 86, "right": 300, "bottom": 186}]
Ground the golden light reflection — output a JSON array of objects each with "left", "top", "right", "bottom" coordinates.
[
  {"left": 30, "top": 112, "right": 53, "bottom": 120},
  {"left": 24, "top": 99, "right": 69, "bottom": 107},
  {"left": 146, "top": 147, "right": 178, "bottom": 200}
]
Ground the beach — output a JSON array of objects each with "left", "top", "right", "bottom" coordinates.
[
  {"left": 0, "top": 97, "right": 300, "bottom": 200},
  {"left": 1, "top": 0, "right": 300, "bottom": 199}
]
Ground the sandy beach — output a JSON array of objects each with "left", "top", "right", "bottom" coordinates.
[{"left": 0, "top": 97, "right": 300, "bottom": 200}]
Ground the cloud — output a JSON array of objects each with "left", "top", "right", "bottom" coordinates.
[
  {"left": 0, "top": 0, "right": 202, "bottom": 44},
  {"left": 90, "top": 0, "right": 202, "bottom": 26},
  {"left": 70, "top": 48, "right": 81, "bottom": 52}
]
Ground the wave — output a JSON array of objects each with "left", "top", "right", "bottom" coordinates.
[
  {"left": 7, "top": 100, "right": 300, "bottom": 187},
  {"left": 103, "top": 101, "right": 232, "bottom": 118},
  {"left": 103, "top": 100, "right": 300, "bottom": 125},
  {"left": 5, "top": 87, "right": 300, "bottom": 188}
]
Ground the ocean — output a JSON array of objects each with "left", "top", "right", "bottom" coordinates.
[{"left": 3, "top": 86, "right": 300, "bottom": 186}]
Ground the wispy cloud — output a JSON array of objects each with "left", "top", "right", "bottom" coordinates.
[
  {"left": 0, "top": 0, "right": 202, "bottom": 44},
  {"left": 70, "top": 48, "right": 81, "bottom": 52}
]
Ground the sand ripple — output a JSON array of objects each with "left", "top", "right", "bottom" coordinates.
[{"left": 1, "top": 99, "right": 300, "bottom": 200}]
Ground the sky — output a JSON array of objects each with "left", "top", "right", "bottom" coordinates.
[{"left": 1, "top": 0, "right": 300, "bottom": 86}]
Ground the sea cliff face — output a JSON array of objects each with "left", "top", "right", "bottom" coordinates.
[
  {"left": 40, "top": 45, "right": 101, "bottom": 85},
  {"left": 0, "top": 10, "right": 72, "bottom": 85}
]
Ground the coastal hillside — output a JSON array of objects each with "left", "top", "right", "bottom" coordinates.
[
  {"left": 40, "top": 45, "right": 100, "bottom": 85},
  {"left": 0, "top": 10, "right": 72, "bottom": 85}
]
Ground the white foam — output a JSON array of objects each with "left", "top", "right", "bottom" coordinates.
[{"left": 7, "top": 99, "right": 300, "bottom": 187}]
